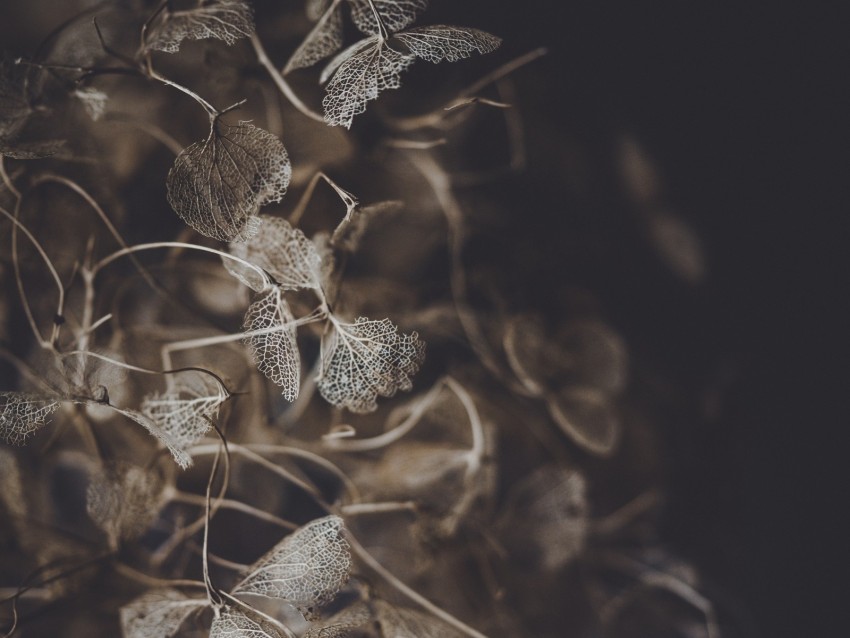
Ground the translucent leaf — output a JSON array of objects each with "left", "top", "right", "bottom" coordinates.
[
  {"left": 87, "top": 461, "right": 166, "bottom": 547},
  {"left": 645, "top": 208, "right": 706, "bottom": 284},
  {"left": 348, "top": 0, "right": 428, "bottom": 34},
  {"left": 395, "top": 26, "right": 502, "bottom": 64},
  {"left": 226, "top": 215, "right": 323, "bottom": 292},
  {"left": 210, "top": 607, "right": 285, "bottom": 638},
  {"left": 373, "top": 600, "right": 464, "bottom": 638},
  {"left": 318, "top": 317, "right": 425, "bottom": 413},
  {"left": 321, "top": 36, "right": 415, "bottom": 128},
  {"left": 120, "top": 588, "right": 208, "bottom": 638},
  {"left": 146, "top": 0, "right": 255, "bottom": 54},
  {"left": 304, "top": 602, "right": 372, "bottom": 637},
  {"left": 0, "top": 392, "right": 60, "bottom": 445},
  {"left": 167, "top": 120, "right": 291, "bottom": 242},
  {"left": 547, "top": 386, "right": 620, "bottom": 457},
  {"left": 119, "top": 407, "right": 194, "bottom": 469},
  {"left": 284, "top": 4, "right": 345, "bottom": 74},
  {"left": 243, "top": 287, "right": 301, "bottom": 401},
  {"left": 74, "top": 87, "right": 108, "bottom": 121},
  {"left": 0, "top": 447, "right": 25, "bottom": 521},
  {"left": 233, "top": 515, "right": 351, "bottom": 616},
  {"left": 498, "top": 466, "right": 588, "bottom": 571},
  {"left": 140, "top": 373, "right": 226, "bottom": 464}
]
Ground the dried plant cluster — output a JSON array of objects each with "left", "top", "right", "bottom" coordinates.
[{"left": 1, "top": 1, "right": 730, "bottom": 637}]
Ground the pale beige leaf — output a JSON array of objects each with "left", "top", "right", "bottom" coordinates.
[
  {"left": 243, "top": 287, "right": 301, "bottom": 401},
  {"left": 146, "top": 0, "right": 255, "bottom": 53},
  {"left": 118, "top": 407, "right": 193, "bottom": 469},
  {"left": 233, "top": 515, "right": 351, "bottom": 616},
  {"left": 318, "top": 317, "right": 425, "bottom": 413},
  {"left": 348, "top": 0, "right": 428, "bottom": 34},
  {"left": 304, "top": 602, "right": 372, "bottom": 637},
  {"left": 285, "top": 3, "right": 345, "bottom": 74},
  {"left": 321, "top": 37, "right": 415, "bottom": 128},
  {"left": 374, "top": 600, "right": 464, "bottom": 638},
  {"left": 226, "top": 215, "right": 323, "bottom": 292},
  {"left": 74, "top": 87, "right": 108, "bottom": 121},
  {"left": 210, "top": 607, "right": 285, "bottom": 638},
  {"left": 0, "top": 392, "right": 60, "bottom": 445},
  {"left": 120, "top": 588, "right": 207, "bottom": 638},
  {"left": 395, "top": 25, "right": 501, "bottom": 63},
  {"left": 167, "top": 120, "right": 291, "bottom": 242}
]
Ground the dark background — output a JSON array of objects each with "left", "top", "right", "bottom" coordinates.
[{"left": 1, "top": 1, "right": 842, "bottom": 636}]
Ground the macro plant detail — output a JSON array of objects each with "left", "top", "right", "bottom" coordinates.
[{"left": 0, "top": 0, "right": 736, "bottom": 637}]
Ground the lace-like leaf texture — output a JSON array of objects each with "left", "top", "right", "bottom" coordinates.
[
  {"left": 243, "top": 287, "right": 301, "bottom": 401},
  {"left": 349, "top": 0, "right": 428, "bottom": 34},
  {"left": 226, "top": 215, "right": 324, "bottom": 292},
  {"left": 167, "top": 120, "right": 291, "bottom": 242},
  {"left": 285, "top": 1, "right": 345, "bottom": 74},
  {"left": 210, "top": 606, "right": 285, "bottom": 638},
  {"left": 318, "top": 317, "right": 425, "bottom": 413},
  {"left": 304, "top": 602, "right": 372, "bottom": 637},
  {"left": 120, "top": 588, "right": 207, "bottom": 638},
  {"left": 374, "top": 600, "right": 464, "bottom": 638},
  {"left": 145, "top": 0, "right": 255, "bottom": 54},
  {"left": 322, "top": 26, "right": 501, "bottom": 128},
  {"left": 0, "top": 392, "right": 60, "bottom": 445},
  {"left": 233, "top": 515, "right": 351, "bottom": 617},
  {"left": 139, "top": 373, "right": 226, "bottom": 467}
]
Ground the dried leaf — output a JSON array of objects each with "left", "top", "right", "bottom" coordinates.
[
  {"left": 140, "top": 373, "right": 226, "bottom": 464},
  {"left": 0, "top": 60, "right": 31, "bottom": 140},
  {"left": 119, "top": 407, "right": 193, "bottom": 469},
  {"left": 74, "top": 87, "right": 108, "bottom": 121},
  {"left": 547, "top": 386, "right": 620, "bottom": 457},
  {"left": 146, "top": 0, "right": 255, "bottom": 54},
  {"left": 348, "top": 0, "right": 428, "bottom": 35},
  {"left": 498, "top": 466, "right": 589, "bottom": 571},
  {"left": 285, "top": 3, "right": 345, "bottom": 74},
  {"left": 233, "top": 515, "right": 351, "bottom": 617},
  {"left": 120, "top": 588, "right": 208, "bottom": 638},
  {"left": 373, "top": 600, "right": 463, "bottom": 638},
  {"left": 0, "top": 138, "right": 65, "bottom": 159},
  {"left": 210, "top": 606, "right": 285, "bottom": 638},
  {"left": 304, "top": 602, "right": 372, "bottom": 637},
  {"left": 321, "top": 36, "right": 415, "bottom": 128},
  {"left": 0, "top": 447, "right": 26, "bottom": 521},
  {"left": 226, "top": 215, "right": 324, "bottom": 292},
  {"left": 395, "top": 26, "right": 501, "bottom": 64},
  {"left": 243, "top": 287, "right": 301, "bottom": 401},
  {"left": 307, "top": 0, "right": 334, "bottom": 21},
  {"left": 318, "top": 317, "right": 425, "bottom": 413},
  {"left": 0, "top": 392, "right": 60, "bottom": 445},
  {"left": 167, "top": 120, "right": 291, "bottom": 242},
  {"left": 87, "top": 461, "right": 166, "bottom": 546}
]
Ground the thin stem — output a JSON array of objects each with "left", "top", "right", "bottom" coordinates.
[
  {"left": 445, "top": 377, "right": 485, "bottom": 477},
  {"left": 146, "top": 64, "right": 218, "bottom": 116},
  {"left": 250, "top": 33, "right": 326, "bottom": 124},
  {"left": 103, "top": 113, "right": 183, "bottom": 155},
  {"left": 171, "top": 491, "right": 298, "bottom": 531},
  {"left": 340, "top": 501, "right": 417, "bottom": 516},
  {"left": 323, "top": 379, "right": 446, "bottom": 452},
  {"left": 1, "top": 204, "right": 64, "bottom": 348},
  {"left": 202, "top": 425, "right": 228, "bottom": 608},
  {"left": 346, "top": 533, "right": 489, "bottom": 638},
  {"left": 112, "top": 562, "right": 206, "bottom": 589},
  {"left": 0, "top": 157, "right": 21, "bottom": 199}
]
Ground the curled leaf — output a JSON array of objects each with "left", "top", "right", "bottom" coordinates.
[
  {"left": 167, "top": 120, "right": 291, "bottom": 242},
  {"left": 120, "top": 588, "right": 208, "bottom": 638},
  {"left": 233, "top": 515, "right": 351, "bottom": 617},
  {"left": 547, "top": 386, "right": 620, "bottom": 457},
  {"left": 318, "top": 317, "right": 425, "bottom": 413},
  {"left": 226, "top": 215, "right": 324, "bottom": 292},
  {"left": 348, "top": 0, "right": 428, "bottom": 35},
  {"left": 140, "top": 372, "right": 226, "bottom": 464},
  {"left": 0, "top": 392, "right": 60, "bottom": 445},
  {"left": 145, "top": 0, "right": 255, "bottom": 53},
  {"left": 74, "top": 87, "right": 108, "bottom": 121},
  {"left": 304, "top": 602, "right": 372, "bottom": 637},
  {"left": 243, "top": 287, "right": 301, "bottom": 401},
  {"left": 395, "top": 26, "right": 502, "bottom": 64},
  {"left": 86, "top": 461, "right": 166, "bottom": 547}
]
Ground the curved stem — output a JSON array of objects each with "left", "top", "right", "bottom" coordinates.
[
  {"left": 112, "top": 562, "right": 206, "bottom": 590},
  {"left": 250, "top": 33, "right": 326, "bottom": 124},
  {"left": 146, "top": 64, "right": 218, "bottom": 116},
  {"left": 445, "top": 377, "right": 485, "bottom": 477},
  {"left": 346, "top": 532, "right": 489, "bottom": 638}
]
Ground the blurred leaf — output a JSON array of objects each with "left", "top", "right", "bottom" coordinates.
[
  {"left": 318, "top": 317, "right": 425, "bottom": 413},
  {"left": 304, "top": 601, "right": 372, "bottom": 637},
  {"left": 233, "top": 515, "right": 351, "bottom": 618},
  {"left": 373, "top": 599, "right": 464, "bottom": 637},
  {"left": 547, "top": 386, "right": 620, "bottom": 457},
  {"left": 167, "top": 120, "right": 291, "bottom": 242}
]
